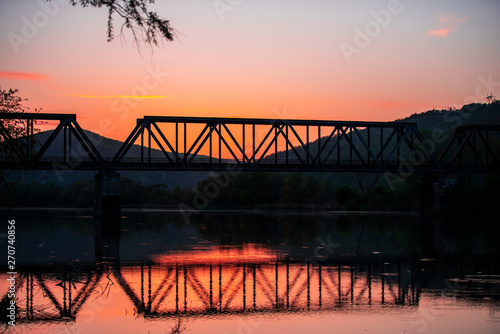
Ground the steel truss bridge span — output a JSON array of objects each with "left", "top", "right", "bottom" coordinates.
[{"left": 1, "top": 113, "right": 499, "bottom": 173}]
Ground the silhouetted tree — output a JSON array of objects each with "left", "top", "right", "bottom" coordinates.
[
  {"left": 67, "top": 0, "right": 176, "bottom": 49},
  {"left": 0, "top": 88, "right": 40, "bottom": 173},
  {"left": 0, "top": 88, "right": 42, "bottom": 205},
  {"left": 356, "top": 172, "right": 380, "bottom": 199},
  {"left": 335, "top": 185, "right": 357, "bottom": 206},
  {"left": 0, "top": 88, "right": 40, "bottom": 142}
]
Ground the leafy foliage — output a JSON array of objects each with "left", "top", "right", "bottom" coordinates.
[
  {"left": 0, "top": 88, "right": 40, "bottom": 143},
  {"left": 68, "top": 0, "right": 175, "bottom": 49},
  {"left": 0, "top": 88, "right": 41, "bottom": 201}
]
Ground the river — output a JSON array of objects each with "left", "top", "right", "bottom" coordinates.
[{"left": 1, "top": 209, "right": 499, "bottom": 333}]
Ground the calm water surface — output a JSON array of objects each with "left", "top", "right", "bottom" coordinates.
[{"left": 1, "top": 209, "right": 499, "bottom": 334}]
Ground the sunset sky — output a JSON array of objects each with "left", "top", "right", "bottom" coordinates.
[{"left": 1, "top": 0, "right": 499, "bottom": 141}]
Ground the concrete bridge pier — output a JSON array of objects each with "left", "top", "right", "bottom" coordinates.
[
  {"left": 420, "top": 174, "right": 455, "bottom": 213},
  {"left": 93, "top": 171, "right": 121, "bottom": 218},
  {"left": 432, "top": 175, "right": 455, "bottom": 209}
]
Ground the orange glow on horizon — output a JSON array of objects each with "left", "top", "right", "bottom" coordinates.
[{"left": 152, "top": 244, "right": 281, "bottom": 265}]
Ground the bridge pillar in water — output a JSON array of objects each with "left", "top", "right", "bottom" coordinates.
[
  {"left": 94, "top": 171, "right": 121, "bottom": 218},
  {"left": 420, "top": 174, "right": 455, "bottom": 212},
  {"left": 432, "top": 175, "right": 455, "bottom": 209}
]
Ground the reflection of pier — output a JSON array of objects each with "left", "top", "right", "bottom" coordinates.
[{"left": 3, "top": 261, "right": 417, "bottom": 321}]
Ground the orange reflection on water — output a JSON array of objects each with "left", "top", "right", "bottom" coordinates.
[{"left": 151, "top": 244, "right": 281, "bottom": 265}]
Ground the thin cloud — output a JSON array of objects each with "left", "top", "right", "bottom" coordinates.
[
  {"left": 428, "top": 14, "right": 469, "bottom": 37},
  {"left": 69, "top": 94, "right": 171, "bottom": 99},
  {"left": 0, "top": 71, "right": 49, "bottom": 81}
]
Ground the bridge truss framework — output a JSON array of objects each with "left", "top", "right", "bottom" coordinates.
[{"left": 1, "top": 113, "right": 499, "bottom": 173}]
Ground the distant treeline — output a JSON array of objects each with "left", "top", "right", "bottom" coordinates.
[{"left": 2, "top": 171, "right": 499, "bottom": 213}]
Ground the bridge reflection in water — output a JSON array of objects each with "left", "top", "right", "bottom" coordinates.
[
  {"left": 2, "top": 216, "right": 499, "bottom": 324},
  {"left": 4, "top": 259, "right": 419, "bottom": 322}
]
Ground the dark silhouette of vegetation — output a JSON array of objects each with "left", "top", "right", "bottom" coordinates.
[
  {"left": 0, "top": 88, "right": 41, "bottom": 206},
  {"left": 2, "top": 176, "right": 192, "bottom": 208},
  {"left": 3, "top": 171, "right": 499, "bottom": 213},
  {"left": 66, "top": 0, "right": 176, "bottom": 49},
  {"left": 0, "top": 88, "right": 40, "bottom": 155}
]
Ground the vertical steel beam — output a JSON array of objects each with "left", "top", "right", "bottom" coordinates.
[
  {"left": 242, "top": 124, "right": 245, "bottom": 163},
  {"left": 306, "top": 125, "right": 310, "bottom": 165},
  {"left": 317, "top": 126, "right": 321, "bottom": 165},
  {"left": 148, "top": 123, "right": 151, "bottom": 164},
  {"left": 285, "top": 125, "right": 289, "bottom": 164},
  {"left": 184, "top": 122, "right": 187, "bottom": 162},
  {"left": 209, "top": 124, "right": 213, "bottom": 164},
  {"left": 337, "top": 128, "right": 340, "bottom": 165},
  {"left": 252, "top": 124, "right": 256, "bottom": 164},
  {"left": 349, "top": 127, "right": 353, "bottom": 165},
  {"left": 140, "top": 127, "right": 144, "bottom": 164},
  {"left": 218, "top": 123, "right": 222, "bottom": 163},
  {"left": 275, "top": 126, "right": 278, "bottom": 164},
  {"left": 175, "top": 122, "right": 179, "bottom": 162}
]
